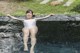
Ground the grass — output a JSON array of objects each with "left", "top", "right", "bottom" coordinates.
[
  {"left": 0, "top": 0, "right": 80, "bottom": 16},
  {"left": 0, "top": 12, "right": 5, "bottom": 16}
]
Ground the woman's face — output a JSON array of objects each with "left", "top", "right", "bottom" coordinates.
[{"left": 26, "top": 12, "right": 33, "bottom": 19}]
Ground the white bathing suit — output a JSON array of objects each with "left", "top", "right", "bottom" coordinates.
[{"left": 23, "top": 19, "right": 37, "bottom": 29}]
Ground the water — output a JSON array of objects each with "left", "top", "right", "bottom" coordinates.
[{"left": 13, "top": 42, "right": 80, "bottom": 53}]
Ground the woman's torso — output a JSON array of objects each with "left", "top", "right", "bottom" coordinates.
[{"left": 23, "top": 19, "right": 37, "bottom": 29}]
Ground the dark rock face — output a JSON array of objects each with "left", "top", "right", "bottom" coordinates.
[
  {"left": 0, "top": 15, "right": 80, "bottom": 53},
  {"left": 37, "top": 21, "right": 80, "bottom": 42}
]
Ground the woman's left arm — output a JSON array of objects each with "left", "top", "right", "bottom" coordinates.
[{"left": 35, "top": 14, "right": 55, "bottom": 20}]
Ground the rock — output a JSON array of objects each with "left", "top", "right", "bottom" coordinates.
[
  {"left": 63, "top": 0, "right": 75, "bottom": 6},
  {"left": 57, "top": 0, "right": 64, "bottom": 2},
  {"left": 50, "top": 1, "right": 62, "bottom": 6},
  {"left": 0, "top": 37, "right": 15, "bottom": 53},
  {"left": 40, "top": 0, "right": 50, "bottom": 4},
  {"left": 0, "top": 15, "right": 80, "bottom": 21}
]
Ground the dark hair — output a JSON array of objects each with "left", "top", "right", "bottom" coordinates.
[{"left": 26, "top": 9, "right": 35, "bottom": 17}]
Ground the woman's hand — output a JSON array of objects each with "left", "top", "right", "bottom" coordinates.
[
  {"left": 7, "top": 14, "right": 17, "bottom": 19},
  {"left": 7, "top": 14, "right": 11, "bottom": 16},
  {"left": 49, "top": 13, "right": 55, "bottom": 16}
]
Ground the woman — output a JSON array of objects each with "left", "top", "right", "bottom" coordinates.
[{"left": 7, "top": 9, "right": 54, "bottom": 53}]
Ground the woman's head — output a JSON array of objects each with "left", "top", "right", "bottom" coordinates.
[{"left": 26, "top": 9, "right": 34, "bottom": 19}]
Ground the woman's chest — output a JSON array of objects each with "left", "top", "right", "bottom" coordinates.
[{"left": 23, "top": 19, "right": 36, "bottom": 24}]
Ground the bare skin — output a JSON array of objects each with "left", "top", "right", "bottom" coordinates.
[
  {"left": 7, "top": 13, "right": 54, "bottom": 53},
  {"left": 22, "top": 26, "right": 38, "bottom": 52}
]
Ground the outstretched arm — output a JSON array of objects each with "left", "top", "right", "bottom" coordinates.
[
  {"left": 35, "top": 14, "right": 55, "bottom": 20},
  {"left": 7, "top": 14, "right": 25, "bottom": 21}
]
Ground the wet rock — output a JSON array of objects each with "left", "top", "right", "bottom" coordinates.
[
  {"left": 0, "top": 37, "right": 14, "bottom": 53},
  {"left": 0, "top": 15, "right": 80, "bottom": 21}
]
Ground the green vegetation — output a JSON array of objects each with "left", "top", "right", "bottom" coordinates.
[{"left": 0, "top": 0, "right": 80, "bottom": 16}]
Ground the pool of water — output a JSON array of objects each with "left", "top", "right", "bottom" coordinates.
[{"left": 13, "top": 42, "right": 80, "bottom": 53}]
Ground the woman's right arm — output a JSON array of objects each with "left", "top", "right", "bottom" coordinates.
[{"left": 7, "top": 14, "right": 25, "bottom": 21}]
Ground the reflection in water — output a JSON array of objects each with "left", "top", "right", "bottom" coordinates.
[{"left": 0, "top": 21, "right": 80, "bottom": 53}]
